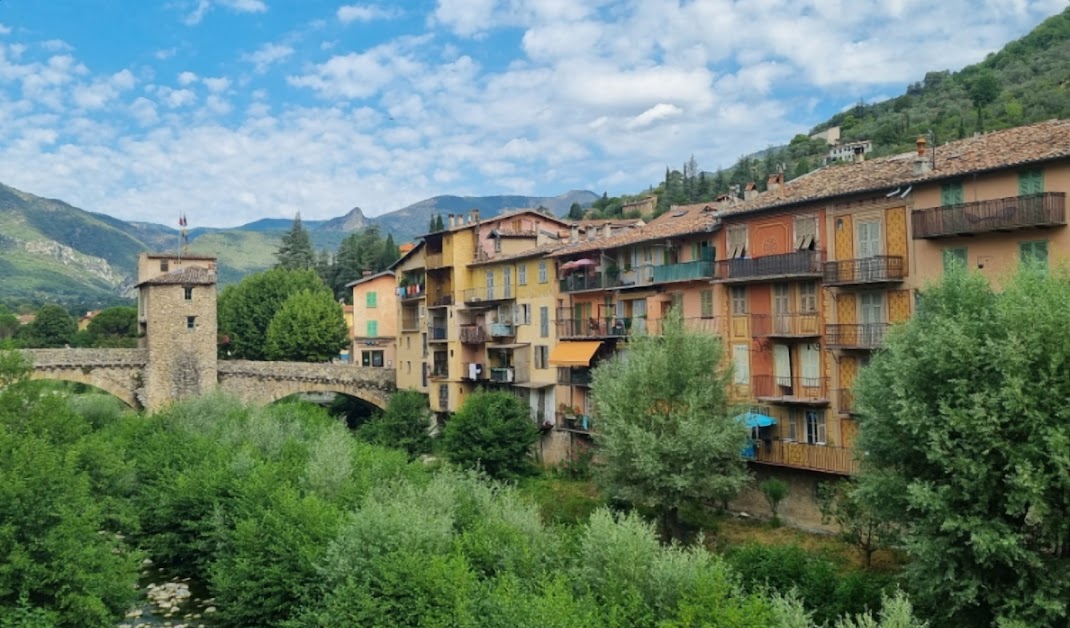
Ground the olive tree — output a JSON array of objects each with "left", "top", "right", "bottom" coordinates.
[
  {"left": 855, "top": 267, "right": 1070, "bottom": 626},
  {"left": 591, "top": 310, "right": 750, "bottom": 542}
]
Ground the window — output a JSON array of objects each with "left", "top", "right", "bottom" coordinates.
[
  {"left": 538, "top": 260, "right": 548, "bottom": 283},
  {"left": 1018, "top": 168, "right": 1044, "bottom": 196},
  {"left": 406, "top": 361, "right": 411, "bottom": 374},
  {"left": 518, "top": 263, "right": 527, "bottom": 285},
  {"left": 805, "top": 410, "right": 826, "bottom": 445},
  {"left": 186, "top": 316, "right": 196, "bottom": 330},
  {"left": 670, "top": 293, "right": 683, "bottom": 314},
  {"left": 160, "top": 260, "right": 169, "bottom": 272},
  {"left": 485, "top": 270, "right": 495, "bottom": 299},
  {"left": 1020, "top": 240, "right": 1048, "bottom": 269},
  {"left": 361, "top": 350, "right": 385, "bottom": 367},
  {"left": 700, "top": 289, "right": 714, "bottom": 318},
  {"left": 494, "top": 236, "right": 501, "bottom": 252},
  {"left": 731, "top": 344, "right": 750, "bottom": 386},
  {"left": 540, "top": 306, "right": 549, "bottom": 337},
  {"left": 793, "top": 215, "right": 817, "bottom": 250},
  {"left": 521, "top": 303, "right": 531, "bottom": 325},
  {"left": 366, "top": 291, "right": 377, "bottom": 308},
  {"left": 942, "top": 247, "right": 968, "bottom": 272},
  {"left": 406, "top": 336, "right": 410, "bottom": 349},
  {"left": 727, "top": 226, "right": 747, "bottom": 258},
  {"left": 731, "top": 286, "right": 747, "bottom": 315},
  {"left": 183, "top": 287, "right": 193, "bottom": 301},
  {"left": 799, "top": 282, "right": 817, "bottom": 313},
  {"left": 535, "top": 345, "right": 549, "bottom": 369},
  {"left": 503, "top": 267, "right": 512, "bottom": 298},
  {"left": 940, "top": 181, "right": 964, "bottom": 206},
  {"left": 366, "top": 320, "right": 378, "bottom": 337}
]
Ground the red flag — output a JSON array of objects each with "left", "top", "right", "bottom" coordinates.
[{"left": 179, "top": 214, "right": 187, "bottom": 227}]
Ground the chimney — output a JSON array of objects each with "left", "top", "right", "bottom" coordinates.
[
  {"left": 362, "top": 270, "right": 373, "bottom": 277},
  {"left": 570, "top": 224, "right": 579, "bottom": 243},
  {"left": 744, "top": 182, "right": 758, "bottom": 201},
  {"left": 603, "top": 222, "right": 612, "bottom": 238},
  {"left": 447, "top": 213, "right": 455, "bottom": 229},
  {"left": 852, "top": 146, "right": 865, "bottom": 163},
  {"left": 913, "top": 135, "right": 931, "bottom": 175},
  {"left": 472, "top": 209, "right": 479, "bottom": 224},
  {"left": 766, "top": 172, "right": 783, "bottom": 196}
]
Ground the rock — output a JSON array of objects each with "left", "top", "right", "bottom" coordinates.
[
  {"left": 142, "top": 558, "right": 154, "bottom": 566},
  {"left": 204, "top": 606, "right": 216, "bottom": 614},
  {"left": 125, "top": 609, "right": 143, "bottom": 619}
]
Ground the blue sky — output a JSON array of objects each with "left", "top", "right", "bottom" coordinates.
[{"left": 0, "top": 1, "right": 1064, "bottom": 228}]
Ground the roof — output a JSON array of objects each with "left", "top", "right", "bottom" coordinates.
[
  {"left": 142, "top": 252, "right": 218, "bottom": 261},
  {"left": 467, "top": 242, "right": 567, "bottom": 267},
  {"left": 345, "top": 270, "right": 395, "bottom": 288},
  {"left": 723, "top": 119, "right": 1070, "bottom": 217},
  {"left": 576, "top": 218, "right": 646, "bottom": 228},
  {"left": 136, "top": 266, "right": 216, "bottom": 287},
  {"left": 388, "top": 240, "right": 425, "bottom": 271},
  {"left": 423, "top": 208, "right": 572, "bottom": 239},
  {"left": 549, "top": 202, "right": 720, "bottom": 257}
]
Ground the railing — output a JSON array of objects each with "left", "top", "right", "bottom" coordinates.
[
  {"left": 462, "top": 286, "right": 514, "bottom": 304},
  {"left": 437, "top": 391, "right": 448, "bottom": 411},
  {"left": 430, "top": 294, "right": 453, "bottom": 307},
  {"left": 459, "top": 325, "right": 487, "bottom": 344},
  {"left": 428, "top": 326, "right": 448, "bottom": 341},
  {"left": 646, "top": 316, "right": 725, "bottom": 336},
  {"left": 652, "top": 259, "right": 715, "bottom": 283},
  {"left": 489, "top": 367, "right": 515, "bottom": 383},
  {"left": 608, "top": 265, "right": 654, "bottom": 289},
  {"left": 912, "top": 192, "right": 1067, "bottom": 239},
  {"left": 557, "top": 317, "right": 629, "bottom": 339},
  {"left": 747, "top": 439, "right": 858, "bottom": 475},
  {"left": 753, "top": 375, "right": 829, "bottom": 403},
  {"left": 559, "top": 273, "right": 605, "bottom": 293},
  {"left": 398, "top": 283, "right": 426, "bottom": 301},
  {"left": 823, "top": 256, "right": 904, "bottom": 286},
  {"left": 425, "top": 252, "right": 445, "bottom": 268},
  {"left": 400, "top": 316, "right": 421, "bottom": 332},
  {"left": 430, "top": 365, "right": 448, "bottom": 380},
  {"left": 557, "top": 367, "right": 591, "bottom": 387},
  {"left": 826, "top": 324, "right": 888, "bottom": 350},
  {"left": 489, "top": 322, "right": 514, "bottom": 337},
  {"left": 556, "top": 412, "right": 592, "bottom": 433},
  {"left": 838, "top": 389, "right": 856, "bottom": 414},
  {"left": 750, "top": 313, "right": 821, "bottom": 337},
  {"left": 714, "top": 250, "right": 824, "bottom": 282},
  {"left": 462, "top": 362, "right": 485, "bottom": 382}
]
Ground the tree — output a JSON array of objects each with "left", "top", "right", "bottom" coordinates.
[
  {"left": 379, "top": 233, "right": 399, "bottom": 270},
  {"left": 218, "top": 268, "right": 331, "bottom": 360},
  {"left": 441, "top": 390, "right": 539, "bottom": 480},
  {"left": 818, "top": 480, "right": 896, "bottom": 569},
  {"left": 359, "top": 390, "right": 432, "bottom": 458},
  {"left": 590, "top": 310, "right": 750, "bottom": 542},
  {"left": 0, "top": 306, "right": 18, "bottom": 342},
  {"left": 25, "top": 304, "right": 77, "bottom": 348},
  {"left": 567, "top": 202, "right": 585, "bottom": 220},
  {"left": 276, "top": 213, "right": 315, "bottom": 270},
  {"left": 760, "top": 478, "right": 788, "bottom": 526},
  {"left": 855, "top": 267, "right": 1070, "bottom": 625},
  {"left": 85, "top": 306, "right": 138, "bottom": 347},
  {"left": 264, "top": 289, "right": 349, "bottom": 362},
  {"left": 968, "top": 69, "right": 1000, "bottom": 131}
]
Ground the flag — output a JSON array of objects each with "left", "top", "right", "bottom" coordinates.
[{"left": 179, "top": 214, "right": 187, "bottom": 227}]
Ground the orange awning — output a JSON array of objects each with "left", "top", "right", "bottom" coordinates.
[{"left": 549, "top": 341, "right": 602, "bottom": 367}]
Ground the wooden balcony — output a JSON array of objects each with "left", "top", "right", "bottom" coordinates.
[
  {"left": 747, "top": 439, "right": 858, "bottom": 475},
  {"left": 559, "top": 272, "right": 606, "bottom": 293},
  {"left": 912, "top": 192, "right": 1066, "bottom": 239},
  {"left": 822, "top": 256, "right": 904, "bottom": 286},
  {"left": 459, "top": 325, "right": 487, "bottom": 344},
  {"left": 714, "top": 250, "right": 824, "bottom": 284},
  {"left": 646, "top": 316, "right": 725, "bottom": 336},
  {"left": 750, "top": 313, "right": 821, "bottom": 338},
  {"left": 557, "top": 317, "right": 629, "bottom": 340},
  {"left": 425, "top": 252, "right": 446, "bottom": 268},
  {"left": 753, "top": 375, "right": 829, "bottom": 405},
  {"left": 826, "top": 324, "right": 888, "bottom": 350}
]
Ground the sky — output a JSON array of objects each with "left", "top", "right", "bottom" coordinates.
[{"left": 0, "top": 1, "right": 1065, "bottom": 228}]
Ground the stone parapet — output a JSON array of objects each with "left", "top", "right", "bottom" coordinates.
[{"left": 22, "top": 348, "right": 149, "bottom": 368}]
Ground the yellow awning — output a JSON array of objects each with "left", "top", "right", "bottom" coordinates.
[{"left": 549, "top": 341, "right": 602, "bottom": 367}]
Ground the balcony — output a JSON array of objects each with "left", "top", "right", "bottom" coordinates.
[
  {"left": 462, "top": 362, "right": 485, "bottom": 382},
  {"left": 430, "top": 364, "right": 449, "bottom": 380},
  {"left": 463, "top": 286, "right": 513, "bottom": 305},
  {"left": 747, "top": 440, "right": 858, "bottom": 475},
  {"left": 826, "top": 324, "right": 888, "bottom": 350},
  {"left": 489, "top": 367, "right": 515, "bottom": 383},
  {"left": 400, "top": 316, "right": 421, "bottom": 332},
  {"left": 559, "top": 273, "right": 605, "bottom": 293},
  {"left": 489, "top": 322, "right": 514, "bottom": 337},
  {"left": 429, "top": 294, "right": 454, "bottom": 307},
  {"left": 714, "top": 250, "right": 824, "bottom": 284},
  {"left": 428, "top": 326, "right": 448, "bottom": 342},
  {"left": 753, "top": 375, "right": 829, "bottom": 405},
  {"left": 608, "top": 265, "right": 654, "bottom": 289},
  {"left": 651, "top": 259, "right": 715, "bottom": 284},
  {"left": 823, "top": 256, "right": 904, "bottom": 286},
  {"left": 556, "top": 412, "right": 592, "bottom": 433},
  {"left": 838, "top": 389, "right": 856, "bottom": 414},
  {"left": 647, "top": 316, "right": 725, "bottom": 336},
  {"left": 557, "top": 367, "right": 591, "bottom": 387},
  {"left": 398, "top": 283, "right": 426, "bottom": 301},
  {"left": 912, "top": 192, "right": 1066, "bottom": 239},
  {"left": 557, "top": 317, "right": 629, "bottom": 339},
  {"left": 750, "top": 313, "right": 821, "bottom": 338},
  {"left": 425, "top": 252, "right": 446, "bottom": 268},
  {"left": 459, "top": 325, "right": 487, "bottom": 344}
]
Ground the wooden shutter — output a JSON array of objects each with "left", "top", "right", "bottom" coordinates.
[
  {"left": 366, "top": 291, "right": 377, "bottom": 307},
  {"left": 1019, "top": 169, "right": 1044, "bottom": 196},
  {"left": 732, "top": 344, "right": 750, "bottom": 385},
  {"left": 773, "top": 344, "right": 791, "bottom": 382},
  {"left": 366, "top": 320, "right": 378, "bottom": 337},
  {"left": 700, "top": 289, "right": 714, "bottom": 318}
]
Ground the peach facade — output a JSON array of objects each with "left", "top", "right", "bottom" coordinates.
[{"left": 350, "top": 272, "right": 397, "bottom": 369}]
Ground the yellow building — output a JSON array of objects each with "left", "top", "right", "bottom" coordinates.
[
  {"left": 393, "top": 242, "right": 428, "bottom": 394},
  {"left": 347, "top": 271, "right": 397, "bottom": 369}
]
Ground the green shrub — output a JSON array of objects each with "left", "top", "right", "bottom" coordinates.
[
  {"left": 442, "top": 390, "right": 539, "bottom": 480},
  {"left": 358, "top": 390, "right": 433, "bottom": 458}
]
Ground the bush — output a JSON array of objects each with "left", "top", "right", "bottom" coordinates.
[
  {"left": 441, "top": 390, "right": 539, "bottom": 480},
  {"left": 358, "top": 390, "right": 432, "bottom": 458},
  {"left": 760, "top": 478, "right": 789, "bottom": 524}
]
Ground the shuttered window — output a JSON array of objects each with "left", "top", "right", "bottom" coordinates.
[
  {"left": 366, "top": 320, "right": 378, "bottom": 337},
  {"left": 539, "top": 306, "right": 549, "bottom": 337},
  {"left": 366, "top": 291, "right": 377, "bottom": 308},
  {"left": 1020, "top": 241, "right": 1048, "bottom": 269},
  {"left": 943, "top": 247, "right": 968, "bottom": 272},
  {"left": 732, "top": 344, "right": 750, "bottom": 385},
  {"left": 793, "top": 215, "right": 817, "bottom": 250},
  {"left": 940, "top": 181, "right": 964, "bottom": 206},
  {"left": 727, "top": 226, "right": 747, "bottom": 258},
  {"left": 700, "top": 290, "right": 714, "bottom": 318},
  {"left": 1018, "top": 169, "right": 1044, "bottom": 196}
]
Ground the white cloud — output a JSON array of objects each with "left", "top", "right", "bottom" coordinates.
[
  {"left": 177, "top": 71, "right": 198, "bottom": 86},
  {"left": 242, "top": 43, "right": 294, "bottom": 73},
  {"left": 0, "top": 23, "right": 11, "bottom": 35},
  {"left": 184, "top": 0, "right": 267, "bottom": 25},
  {"left": 337, "top": 4, "right": 403, "bottom": 23},
  {"left": 626, "top": 103, "right": 682, "bottom": 130},
  {"left": 202, "top": 76, "right": 231, "bottom": 92},
  {"left": 155, "top": 47, "right": 178, "bottom": 60}
]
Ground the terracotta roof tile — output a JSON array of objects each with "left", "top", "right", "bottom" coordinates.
[
  {"left": 136, "top": 266, "right": 216, "bottom": 286},
  {"left": 724, "top": 119, "right": 1070, "bottom": 216},
  {"left": 467, "top": 242, "right": 568, "bottom": 266},
  {"left": 549, "top": 202, "right": 720, "bottom": 257}
]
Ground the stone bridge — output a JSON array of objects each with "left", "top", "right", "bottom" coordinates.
[{"left": 21, "top": 349, "right": 395, "bottom": 412}]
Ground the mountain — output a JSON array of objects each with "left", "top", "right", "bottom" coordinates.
[{"left": 316, "top": 207, "right": 368, "bottom": 232}]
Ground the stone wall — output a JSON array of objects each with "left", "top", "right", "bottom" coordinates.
[
  {"left": 23, "top": 348, "right": 147, "bottom": 408},
  {"left": 728, "top": 465, "right": 837, "bottom": 532},
  {"left": 217, "top": 360, "right": 396, "bottom": 409},
  {"left": 143, "top": 282, "right": 218, "bottom": 412}
]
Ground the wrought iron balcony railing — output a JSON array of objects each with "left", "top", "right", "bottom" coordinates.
[
  {"left": 912, "top": 192, "right": 1066, "bottom": 239},
  {"left": 652, "top": 259, "right": 715, "bottom": 283},
  {"left": 557, "top": 317, "right": 629, "bottom": 339},
  {"left": 822, "top": 256, "right": 904, "bottom": 286},
  {"left": 428, "top": 326, "right": 448, "bottom": 341},
  {"left": 750, "top": 313, "right": 821, "bottom": 338},
  {"left": 559, "top": 273, "right": 605, "bottom": 293},
  {"left": 489, "top": 367, "right": 515, "bottom": 383},
  {"left": 826, "top": 323, "right": 888, "bottom": 350},
  {"left": 462, "top": 286, "right": 514, "bottom": 304},
  {"left": 752, "top": 374, "right": 829, "bottom": 404},
  {"left": 557, "top": 367, "right": 591, "bottom": 387},
  {"left": 714, "top": 250, "right": 824, "bottom": 283}
]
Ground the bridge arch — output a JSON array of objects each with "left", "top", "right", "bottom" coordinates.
[
  {"left": 28, "top": 372, "right": 140, "bottom": 409},
  {"left": 260, "top": 383, "right": 389, "bottom": 410},
  {"left": 22, "top": 349, "right": 147, "bottom": 410},
  {"left": 216, "top": 360, "right": 394, "bottom": 412}
]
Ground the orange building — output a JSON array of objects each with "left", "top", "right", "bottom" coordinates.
[{"left": 347, "top": 271, "right": 397, "bottom": 368}]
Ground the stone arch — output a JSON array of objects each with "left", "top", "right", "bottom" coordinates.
[
  {"left": 258, "top": 382, "right": 389, "bottom": 410},
  {"left": 28, "top": 371, "right": 140, "bottom": 409}
]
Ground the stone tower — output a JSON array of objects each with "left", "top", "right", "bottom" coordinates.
[{"left": 136, "top": 253, "right": 219, "bottom": 412}]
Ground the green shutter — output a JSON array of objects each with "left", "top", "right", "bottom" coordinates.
[
  {"left": 1018, "top": 169, "right": 1044, "bottom": 196},
  {"left": 701, "top": 290, "right": 714, "bottom": 317},
  {"left": 941, "top": 182, "right": 964, "bottom": 206},
  {"left": 1020, "top": 241, "right": 1048, "bottom": 268},
  {"left": 691, "top": 243, "right": 699, "bottom": 261},
  {"left": 366, "top": 320, "right": 378, "bottom": 337},
  {"left": 942, "top": 248, "right": 968, "bottom": 272},
  {"left": 366, "top": 291, "right": 377, "bottom": 307}
]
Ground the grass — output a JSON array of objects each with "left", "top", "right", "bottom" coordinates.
[{"left": 516, "top": 475, "right": 604, "bottom": 526}]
